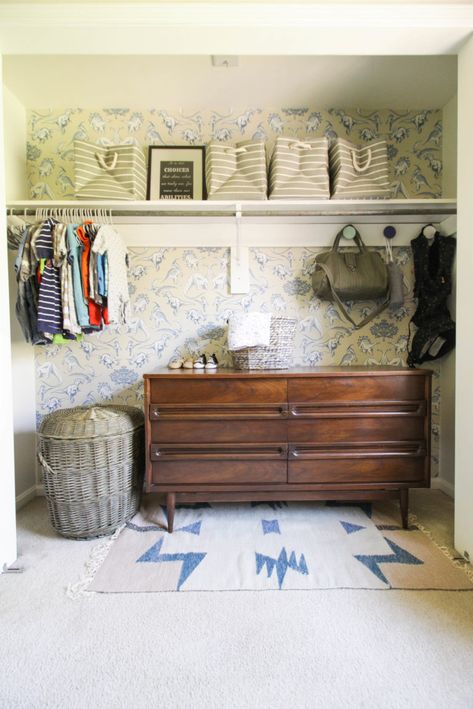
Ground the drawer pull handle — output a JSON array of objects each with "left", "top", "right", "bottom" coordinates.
[
  {"left": 289, "top": 401, "right": 426, "bottom": 418},
  {"left": 288, "top": 444, "right": 425, "bottom": 460},
  {"left": 151, "top": 443, "right": 287, "bottom": 460},
  {"left": 150, "top": 404, "right": 288, "bottom": 419}
]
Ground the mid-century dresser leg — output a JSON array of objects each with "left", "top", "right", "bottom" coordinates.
[
  {"left": 400, "top": 488, "right": 409, "bottom": 530},
  {"left": 167, "top": 492, "right": 176, "bottom": 533}
]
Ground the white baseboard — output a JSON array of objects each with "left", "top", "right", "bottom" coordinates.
[
  {"left": 15, "top": 484, "right": 39, "bottom": 510},
  {"left": 432, "top": 477, "right": 455, "bottom": 498}
]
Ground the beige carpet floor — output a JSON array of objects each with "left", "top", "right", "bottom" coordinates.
[{"left": 1, "top": 490, "right": 473, "bottom": 709}]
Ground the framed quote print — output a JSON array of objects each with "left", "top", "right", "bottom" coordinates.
[{"left": 147, "top": 145, "right": 206, "bottom": 200}]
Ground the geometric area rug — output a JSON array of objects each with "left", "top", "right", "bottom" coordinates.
[{"left": 83, "top": 499, "right": 473, "bottom": 594}]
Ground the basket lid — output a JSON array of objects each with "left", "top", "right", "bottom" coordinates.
[{"left": 38, "top": 405, "right": 144, "bottom": 439}]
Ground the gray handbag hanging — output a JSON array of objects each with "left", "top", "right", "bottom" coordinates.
[{"left": 312, "top": 227, "right": 389, "bottom": 329}]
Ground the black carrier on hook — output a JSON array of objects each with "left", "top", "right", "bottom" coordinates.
[{"left": 407, "top": 227, "right": 456, "bottom": 367}]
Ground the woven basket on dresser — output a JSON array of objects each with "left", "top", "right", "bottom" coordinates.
[
  {"left": 231, "top": 317, "right": 297, "bottom": 369},
  {"left": 37, "top": 405, "right": 145, "bottom": 540}
]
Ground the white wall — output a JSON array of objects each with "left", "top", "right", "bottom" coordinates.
[
  {"left": 437, "top": 95, "right": 457, "bottom": 497},
  {"left": 455, "top": 41, "right": 473, "bottom": 560},
  {"left": 3, "top": 86, "right": 37, "bottom": 507},
  {"left": 0, "top": 62, "right": 17, "bottom": 569}
]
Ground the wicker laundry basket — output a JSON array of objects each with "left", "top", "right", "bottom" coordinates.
[
  {"left": 37, "top": 405, "right": 144, "bottom": 540},
  {"left": 231, "top": 317, "right": 297, "bottom": 369}
]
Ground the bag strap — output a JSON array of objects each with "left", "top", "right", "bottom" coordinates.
[
  {"left": 351, "top": 148, "right": 372, "bottom": 173},
  {"left": 316, "top": 261, "right": 389, "bottom": 330},
  {"left": 333, "top": 227, "right": 365, "bottom": 253},
  {"left": 96, "top": 152, "right": 118, "bottom": 171}
]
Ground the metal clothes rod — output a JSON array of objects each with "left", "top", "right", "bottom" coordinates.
[{"left": 6, "top": 198, "right": 457, "bottom": 220}]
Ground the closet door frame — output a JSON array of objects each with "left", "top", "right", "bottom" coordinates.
[
  {"left": 0, "top": 52, "right": 17, "bottom": 570},
  {"left": 0, "top": 3, "right": 472, "bottom": 565},
  {"left": 454, "top": 35, "right": 473, "bottom": 561}
]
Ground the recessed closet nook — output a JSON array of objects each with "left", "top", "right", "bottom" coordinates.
[{"left": 2, "top": 3, "right": 473, "bottom": 570}]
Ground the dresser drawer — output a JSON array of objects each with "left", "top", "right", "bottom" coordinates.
[
  {"left": 152, "top": 459, "right": 287, "bottom": 485},
  {"left": 151, "top": 419, "right": 287, "bottom": 444},
  {"left": 149, "top": 378, "right": 286, "bottom": 404},
  {"left": 288, "top": 458, "right": 427, "bottom": 484},
  {"left": 288, "top": 375, "right": 427, "bottom": 403},
  {"left": 289, "top": 416, "right": 425, "bottom": 443},
  {"left": 288, "top": 443, "right": 427, "bottom": 484}
]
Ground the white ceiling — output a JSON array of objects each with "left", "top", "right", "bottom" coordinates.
[
  {"left": 3, "top": 0, "right": 472, "bottom": 4},
  {"left": 3, "top": 55, "right": 457, "bottom": 109}
]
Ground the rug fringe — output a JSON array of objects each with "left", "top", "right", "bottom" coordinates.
[
  {"left": 408, "top": 512, "right": 473, "bottom": 584},
  {"left": 66, "top": 525, "right": 125, "bottom": 600}
]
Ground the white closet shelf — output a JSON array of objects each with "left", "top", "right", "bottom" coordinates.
[{"left": 7, "top": 198, "right": 456, "bottom": 224}]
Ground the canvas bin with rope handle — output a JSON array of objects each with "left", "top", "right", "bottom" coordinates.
[
  {"left": 205, "top": 140, "right": 267, "bottom": 200},
  {"left": 268, "top": 136, "right": 330, "bottom": 199},
  {"left": 329, "top": 138, "right": 390, "bottom": 199},
  {"left": 312, "top": 227, "right": 389, "bottom": 329},
  {"left": 37, "top": 405, "right": 144, "bottom": 539},
  {"left": 74, "top": 140, "right": 147, "bottom": 201}
]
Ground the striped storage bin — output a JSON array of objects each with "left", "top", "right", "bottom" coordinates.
[
  {"left": 74, "top": 140, "right": 147, "bottom": 201},
  {"left": 268, "top": 137, "right": 330, "bottom": 199},
  {"left": 205, "top": 140, "right": 267, "bottom": 200},
  {"left": 329, "top": 138, "right": 390, "bottom": 199}
]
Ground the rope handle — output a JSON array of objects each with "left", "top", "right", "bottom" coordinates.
[
  {"left": 96, "top": 152, "right": 118, "bottom": 171},
  {"left": 351, "top": 148, "right": 372, "bottom": 173},
  {"left": 225, "top": 147, "right": 247, "bottom": 155},
  {"left": 37, "top": 448, "right": 56, "bottom": 476},
  {"left": 289, "top": 141, "right": 312, "bottom": 150}
]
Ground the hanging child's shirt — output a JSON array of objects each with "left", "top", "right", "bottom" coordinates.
[
  {"left": 36, "top": 218, "right": 63, "bottom": 335},
  {"left": 91, "top": 225, "right": 130, "bottom": 324},
  {"left": 67, "top": 224, "right": 90, "bottom": 328}
]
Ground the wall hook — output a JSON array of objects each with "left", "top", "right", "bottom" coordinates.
[
  {"left": 384, "top": 225, "right": 397, "bottom": 239},
  {"left": 422, "top": 223, "right": 437, "bottom": 240},
  {"left": 342, "top": 224, "right": 357, "bottom": 240}
]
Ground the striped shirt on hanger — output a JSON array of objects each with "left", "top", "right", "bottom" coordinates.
[{"left": 37, "top": 259, "right": 63, "bottom": 334}]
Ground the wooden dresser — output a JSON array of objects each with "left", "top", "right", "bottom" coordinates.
[{"left": 144, "top": 367, "right": 432, "bottom": 532}]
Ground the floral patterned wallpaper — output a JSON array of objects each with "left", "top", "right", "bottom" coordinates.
[
  {"left": 26, "top": 106, "right": 442, "bottom": 475},
  {"left": 34, "top": 245, "right": 441, "bottom": 476},
  {"left": 26, "top": 107, "right": 443, "bottom": 199}
]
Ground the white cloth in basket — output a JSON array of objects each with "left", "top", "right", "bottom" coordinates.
[{"left": 227, "top": 312, "right": 272, "bottom": 351}]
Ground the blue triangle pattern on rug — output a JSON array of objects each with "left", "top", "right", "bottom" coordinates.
[
  {"left": 340, "top": 521, "right": 366, "bottom": 535},
  {"left": 175, "top": 521, "right": 202, "bottom": 536},
  {"left": 354, "top": 537, "right": 424, "bottom": 585},
  {"left": 137, "top": 537, "right": 207, "bottom": 591},
  {"left": 256, "top": 547, "right": 309, "bottom": 589},
  {"left": 261, "top": 519, "right": 281, "bottom": 535}
]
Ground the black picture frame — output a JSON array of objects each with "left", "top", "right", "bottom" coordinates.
[{"left": 146, "top": 145, "right": 206, "bottom": 201}]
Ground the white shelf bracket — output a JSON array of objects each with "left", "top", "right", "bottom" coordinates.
[
  {"left": 230, "top": 202, "right": 250, "bottom": 294},
  {"left": 439, "top": 214, "right": 457, "bottom": 235}
]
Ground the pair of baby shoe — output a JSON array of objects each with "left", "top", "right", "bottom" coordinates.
[{"left": 168, "top": 353, "right": 218, "bottom": 370}]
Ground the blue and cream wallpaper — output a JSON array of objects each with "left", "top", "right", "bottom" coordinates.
[
  {"left": 34, "top": 245, "right": 441, "bottom": 476},
  {"left": 26, "top": 106, "right": 442, "bottom": 475},
  {"left": 26, "top": 107, "right": 443, "bottom": 199}
]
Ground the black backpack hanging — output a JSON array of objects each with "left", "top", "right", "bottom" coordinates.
[{"left": 407, "top": 228, "right": 456, "bottom": 367}]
